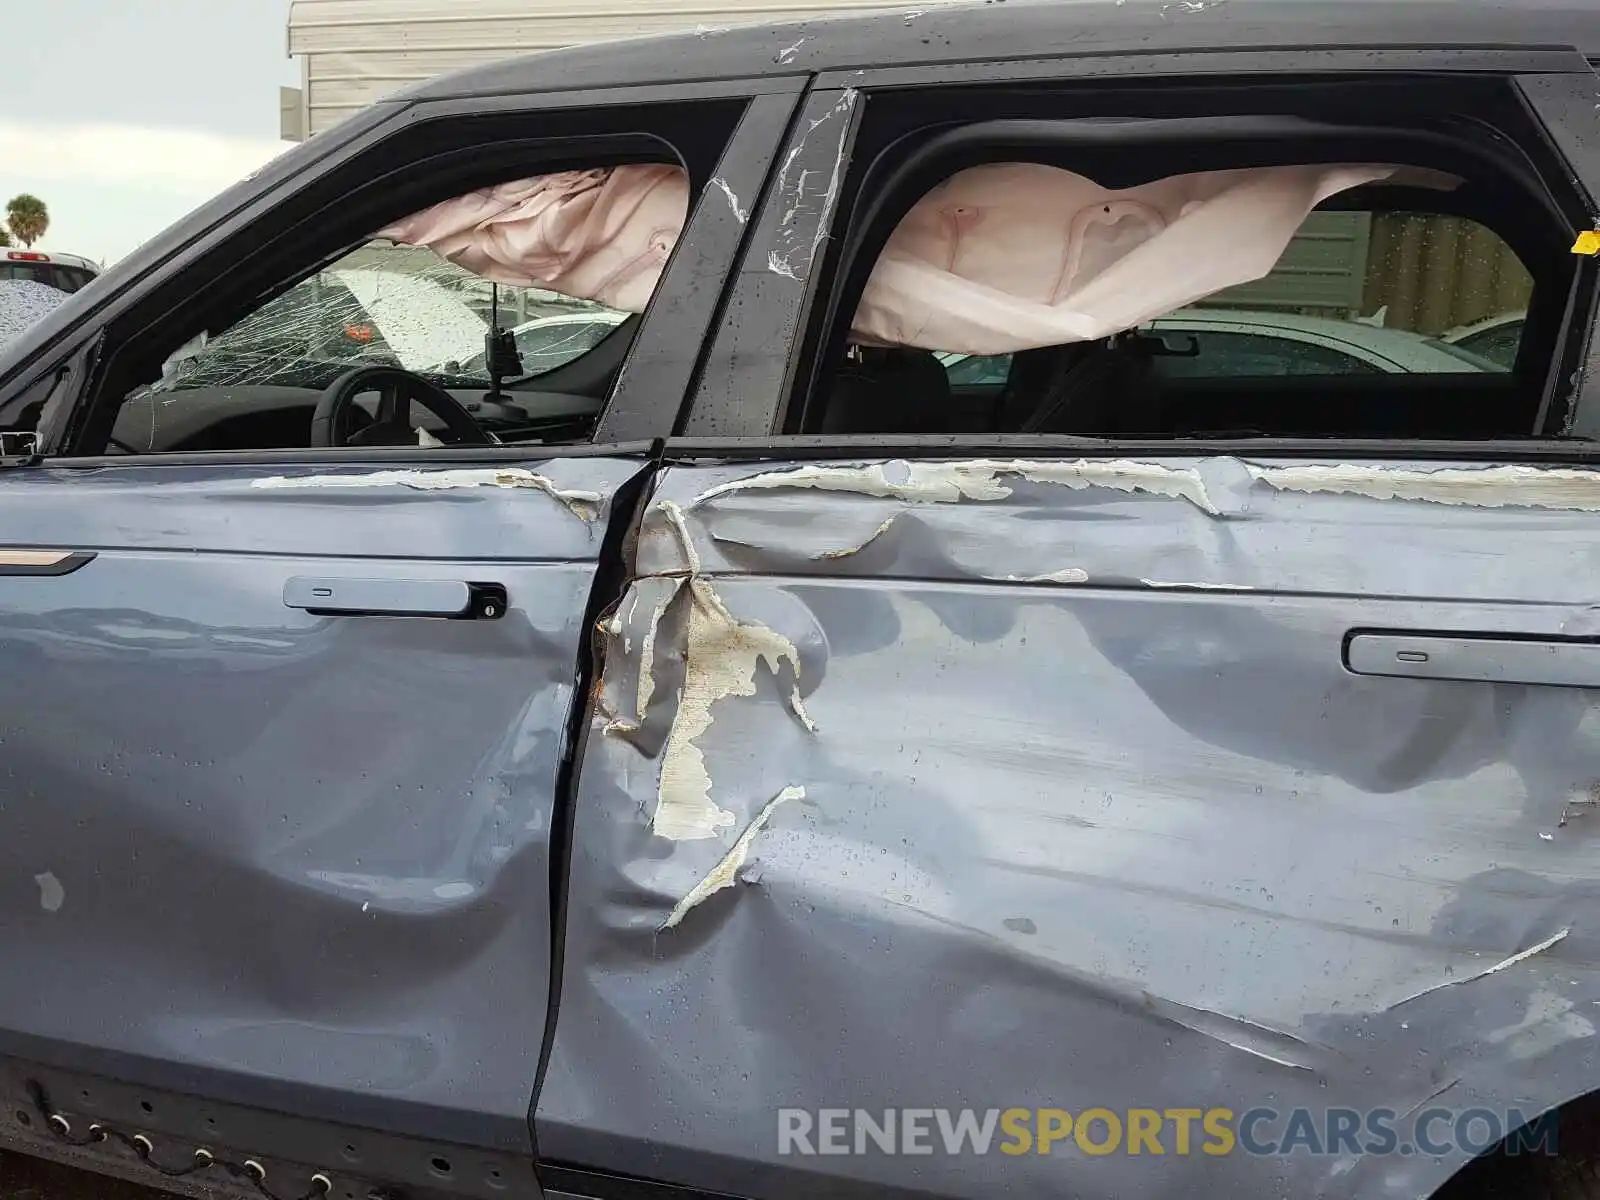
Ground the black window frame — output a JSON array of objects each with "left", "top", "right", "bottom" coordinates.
[
  {"left": 678, "top": 50, "right": 1600, "bottom": 462},
  {"left": 24, "top": 78, "right": 805, "bottom": 465}
]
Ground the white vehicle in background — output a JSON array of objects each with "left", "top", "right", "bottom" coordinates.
[
  {"left": 0, "top": 250, "right": 100, "bottom": 295},
  {"left": 1145, "top": 309, "right": 1506, "bottom": 374},
  {"left": 458, "top": 309, "right": 631, "bottom": 378},
  {"left": 1443, "top": 311, "right": 1526, "bottom": 370},
  {"left": 938, "top": 308, "right": 1504, "bottom": 387}
]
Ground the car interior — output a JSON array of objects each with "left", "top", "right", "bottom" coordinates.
[
  {"left": 807, "top": 196, "right": 1540, "bottom": 439},
  {"left": 786, "top": 75, "right": 1586, "bottom": 443},
  {"left": 87, "top": 156, "right": 688, "bottom": 456},
  {"left": 78, "top": 80, "right": 1586, "bottom": 454},
  {"left": 803, "top": 161, "right": 1561, "bottom": 439},
  {"left": 109, "top": 310, "right": 642, "bottom": 454}
]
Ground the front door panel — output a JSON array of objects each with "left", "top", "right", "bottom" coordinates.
[
  {"left": 541, "top": 453, "right": 1600, "bottom": 1200},
  {"left": 0, "top": 455, "right": 642, "bottom": 1152}
]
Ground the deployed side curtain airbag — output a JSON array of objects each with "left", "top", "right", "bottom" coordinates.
[
  {"left": 376, "top": 164, "right": 690, "bottom": 314},
  {"left": 850, "top": 162, "right": 1399, "bottom": 356},
  {"left": 379, "top": 160, "right": 1420, "bottom": 355}
]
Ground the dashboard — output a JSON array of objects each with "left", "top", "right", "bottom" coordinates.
[{"left": 108, "top": 385, "right": 605, "bottom": 453}]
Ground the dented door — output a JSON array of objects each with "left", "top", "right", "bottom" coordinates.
[
  {"left": 541, "top": 453, "right": 1600, "bottom": 1200},
  {"left": 0, "top": 454, "right": 642, "bottom": 1156}
]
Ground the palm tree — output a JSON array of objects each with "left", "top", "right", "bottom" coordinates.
[{"left": 6, "top": 196, "right": 48, "bottom": 249}]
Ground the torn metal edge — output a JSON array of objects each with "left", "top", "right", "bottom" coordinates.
[
  {"left": 812, "top": 514, "right": 901, "bottom": 560},
  {"left": 661, "top": 785, "right": 805, "bottom": 929},
  {"left": 1390, "top": 929, "right": 1571, "bottom": 1009}
]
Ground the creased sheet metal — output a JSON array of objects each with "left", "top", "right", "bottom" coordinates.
[
  {"left": 541, "top": 453, "right": 1600, "bottom": 1200},
  {"left": 0, "top": 456, "right": 640, "bottom": 1152}
]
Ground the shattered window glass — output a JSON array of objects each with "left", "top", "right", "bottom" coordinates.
[
  {"left": 149, "top": 241, "right": 628, "bottom": 395},
  {"left": 0, "top": 280, "right": 68, "bottom": 350}
]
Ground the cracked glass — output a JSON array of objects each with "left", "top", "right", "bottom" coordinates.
[{"left": 147, "top": 241, "right": 627, "bottom": 396}]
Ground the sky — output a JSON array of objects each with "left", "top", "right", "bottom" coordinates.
[{"left": 0, "top": 0, "right": 299, "bottom": 264}]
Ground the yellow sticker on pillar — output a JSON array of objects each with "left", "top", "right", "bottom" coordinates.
[{"left": 1572, "top": 230, "right": 1600, "bottom": 256}]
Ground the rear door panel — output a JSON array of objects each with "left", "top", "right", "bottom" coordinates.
[
  {"left": 0, "top": 454, "right": 642, "bottom": 1152},
  {"left": 539, "top": 452, "right": 1600, "bottom": 1200}
]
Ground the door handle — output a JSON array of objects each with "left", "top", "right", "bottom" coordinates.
[
  {"left": 284, "top": 577, "right": 507, "bottom": 620},
  {"left": 1346, "top": 632, "right": 1600, "bottom": 689}
]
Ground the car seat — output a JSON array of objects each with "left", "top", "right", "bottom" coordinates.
[{"left": 819, "top": 347, "right": 954, "bottom": 434}]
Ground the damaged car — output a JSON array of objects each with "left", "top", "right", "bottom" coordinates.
[{"left": 0, "top": 3, "right": 1599, "bottom": 1200}]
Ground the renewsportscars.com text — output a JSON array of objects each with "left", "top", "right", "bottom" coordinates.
[{"left": 777, "top": 1107, "right": 1558, "bottom": 1159}]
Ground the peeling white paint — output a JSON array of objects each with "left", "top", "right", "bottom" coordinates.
[
  {"left": 659, "top": 499, "right": 703, "bottom": 573},
  {"left": 1391, "top": 929, "right": 1571, "bottom": 1008},
  {"left": 710, "top": 177, "right": 748, "bottom": 225},
  {"left": 767, "top": 252, "right": 802, "bottom": 280},
  {"left": 635, "top": 578, "right": 684, "bottom": 722},
  {"left": 1012, "top": 569, "right": 1091, "bottom": 584},
  {"left": 695, "top": 458, "right": 1220, "bottom": 515},
  {"left": 1250, "top": 463, "right": 1600, "bottom": 512},
  {"left": 813, "top": 514, "right": 900, "bottom": 560},
  {"left": 812, "top": 88, "right": 859, "bottom": 134},
  {"left": 651, "top": 502, "right": 816, "bottom": 842},
  {"left": 662, "top": 786, "right": 804, "bottom": 929},
  {"left": 251, "top": 468, "right": 602, "bottom": 520},
  {"left": 34, "top": 871, "right": 63, "bottom": 913},
  {"left": 655, "top": 576, "right": 816, "bottom": 840},
  {"left": 699, "top": 460, "right": 1004, "bottom": 504},
  {"left": 776, "top": 37, "right": 807, "bottom": 63},
  {"left": 767, "top": 89, "right": 857, "bottom": 280},
  {"left": 780, "top": 167, "right": 817, "bottom": 231}
]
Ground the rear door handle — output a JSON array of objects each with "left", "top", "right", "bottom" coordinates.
[
  {"left": 284, "top": 577, "right": 507, "bottom": 620},
  {"left": 1346, "top": 632, "right": 1600, "bottom": 689}
]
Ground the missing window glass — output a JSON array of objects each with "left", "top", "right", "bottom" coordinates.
[{"left": 790, "top": 93, "right": 1577, "bottom": 443}]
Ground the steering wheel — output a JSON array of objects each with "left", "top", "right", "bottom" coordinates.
[{"left": 310, "top": 365, "right": 494, "bottom": 448}]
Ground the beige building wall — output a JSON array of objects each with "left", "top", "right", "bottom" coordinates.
[{"left": 287, "top": 0, "right": 960, "bottom": 136}]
